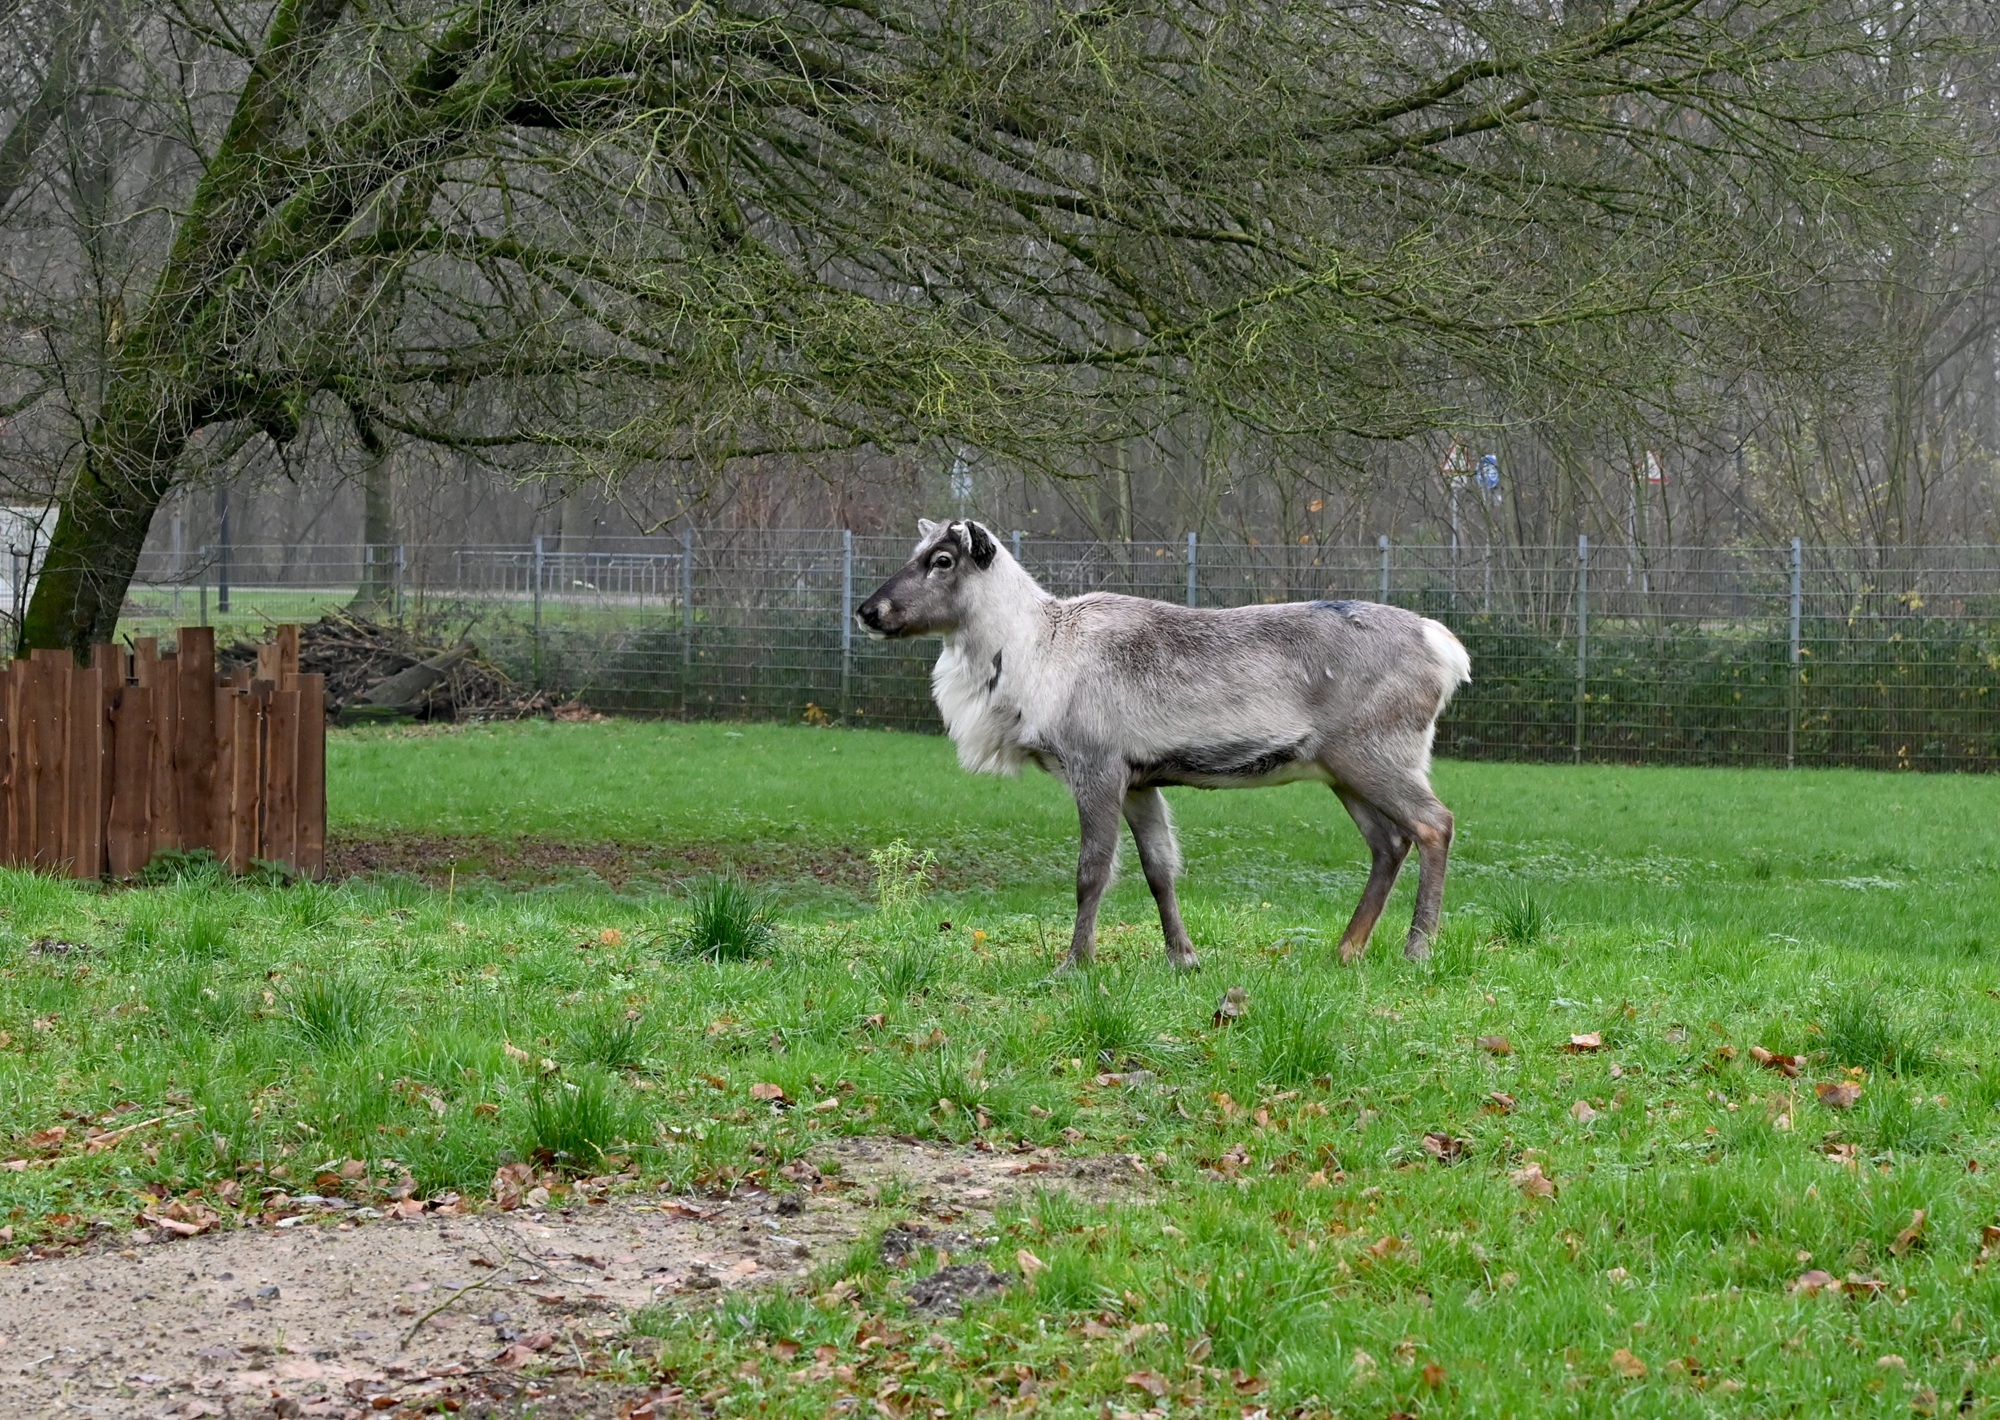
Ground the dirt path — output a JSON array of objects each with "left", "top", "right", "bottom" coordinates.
[{"left": 0, "top": 1139, "right": 1143, "bottom": 1419}]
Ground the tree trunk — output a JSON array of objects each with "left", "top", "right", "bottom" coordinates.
[
  {"left": 18, "top": 405, "right": 184, "bottom": 656},
  {"left": 349, "top": 424, "right": 397, "bottom": 615}
]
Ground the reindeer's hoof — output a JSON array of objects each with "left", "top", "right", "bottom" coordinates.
[
  {"left": 1403, "top": 937, "right": 1432, "bottom": 963},
  {"left": 1338, "top": 940, "right": 1367, "bottom": 966},
  {"left": 1166, "top": 949, "right": 1201, "bottom": 973},
  {"left": 1055, "top": 952, "right": 1092, "bottom": 975}
]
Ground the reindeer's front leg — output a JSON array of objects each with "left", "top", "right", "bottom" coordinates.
[{"left": 1061, "top": 762, "right": 1126, "bottom": 971}]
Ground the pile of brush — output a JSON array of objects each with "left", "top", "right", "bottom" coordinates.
[{"left": 221, "top": 612, "right": 562, "bottom": 721}]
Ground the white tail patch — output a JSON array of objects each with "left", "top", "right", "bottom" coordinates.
[{"left": 1420, "top": 618, "right": 1472, "bottom": 707}]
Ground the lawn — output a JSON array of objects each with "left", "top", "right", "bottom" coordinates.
[{"left": 5, "top": 720, "right": 2000, "bottom": 1416}]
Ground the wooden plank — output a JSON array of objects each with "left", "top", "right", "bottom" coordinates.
[
  {"left": 28, "top": 653, "right": 66, "bottom": 871},
  {"left": 149, "top": 647, "right": 181, "bottom": 857},
  {"left": 275, "top": 625, "right": 300, "bottom": 679},
  {"left": 0, "top": 660, "right": 17, "bottom": 867},
  {"left": 256, "top": 639, "right": 280, "bottom": 685},
  {"left": 91, "top": 643, "right": 120, "bottom": 681},
  {"left": 219, "top": 688, "right": 260, "bottom": 873},
  {"left": 106, "top": 685, "right": 154, "bottom": 878},
  {"left": 212, "top": 688, "right": 238, "bottom": 870},
  {"left": 65, "top": 663, "right": 104, "bottom": 879},
  {"left": 263, "top": 685, "right": 300, "bottom": 871},
  {"left": 292, "top": 672, "right": 327, "bottom": 878},
  {"left": 176, "top": 627, "right": 218, "bottom": 852},
  {"left": 132, "top": 638, "right": 159, "bottom": 688}
]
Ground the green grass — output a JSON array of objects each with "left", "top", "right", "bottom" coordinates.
[{"left": 6, "top": 720, "right": 2000, "bottom": 1416}]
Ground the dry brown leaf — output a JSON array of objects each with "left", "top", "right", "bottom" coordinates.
[
  {"left": 1791, "top": 1268, "right": 1839, "bottom": 1296},
  {"left": 1123, "top": 1371, "right": 1169, "bottom": 1398},
  {"left": 1749, "top": 1046, "right": 1802, "bottom": 1078},
  {"left": 1815, "top": 1081, "right": 1863, "bottom": 1110},
  {"left": 1213, "top": 988, "right": 1250, "bottom": 1025},
  {"left": 1609, "top": 1348, "right": 1648, "bottom": 1379},
  {"left": 1565, "top": 1033, "right": 1602, "bottom": 1053},
  {"left": 1570, "top": 1100, "right": 1601, "bottom": 1123},
  {"left": 1366, "top": 1235, "right": 1406, "bottom": 1258},
  {"left": 1890, "top": 1209, "right": 1927, "bottom": 1256},
  {"left": 492, "top": 1160, "right": 536, "bottom": 1210},
  {"left": 599, "top": 929, "right": 624, "bottom": 946},
  {"left": 1421, "top": 1132, "right": 1469, "bottom": 1164},
  {"left": 1421, "top": 1362, "right": 1447, "bottom": 1390},
  {"left": 1477, "top": 1036, "right": 1513, "bottom": 1056},
  {"left": 502, "top": 1041, "right": 531, "bottom": 1065},
  {"left": 749, "top": 1082, "right": 787, "bottom": 1102},
  {"left": 1511, "top": 1163, "right": 1556, "bottom": 1199},
  {"left": 1484, "top": 1091, "right": 1517, "bottom": 1115},
  {"left": 1017, "top": 1248, "right": 1048, "bottom": 1281}
]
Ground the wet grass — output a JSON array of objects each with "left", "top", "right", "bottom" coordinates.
[{"left": 3, "top": 721, "right": 2000, "bottom": 1415}]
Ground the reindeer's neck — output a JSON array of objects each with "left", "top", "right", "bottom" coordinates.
[{"left": 945, "top": 558, "right": 1049, "bottom": 665}]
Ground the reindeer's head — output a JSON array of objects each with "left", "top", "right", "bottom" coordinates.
[{"left": 855, "top": 518, "right": 999, "bottom": 637}]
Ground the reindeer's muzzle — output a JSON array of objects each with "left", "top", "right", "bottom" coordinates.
[{"left": 855, "top": 589, "right": 904, "bottom": 638}]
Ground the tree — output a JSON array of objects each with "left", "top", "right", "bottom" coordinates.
[{"left": 0, "top": 0, "right": 1965, "bottom": 652}]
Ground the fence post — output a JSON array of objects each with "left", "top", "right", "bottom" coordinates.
[
  {"left": 1185, "top": 532, "right": 1198, "bottom": 607},
  {"left": 394, "top": 543, "right": 406, "bottom": 620},
  {"left": 1575, "top": 534, "right": 1589, "bottom": 764},
  {"left": 681, "top": 529, "right": 695, "bottom": 720},
  {"left": 1378, "top": 535, "right": 1390, "bottom": 604},
  {"left": 531, "top": 535, "right": 544, "bottom": 690},
  {"left": 198, "top": 549, "right": 209, "bottom": 627},
  {"left": 840, "top": 528, "right": 854, "bottom": 715},
  {"left": 1788, "top": 536, "right": 1802, "bottom": 770},
  {"left": 1012, "top": 530, "right": 1022, "bottom": 566}
]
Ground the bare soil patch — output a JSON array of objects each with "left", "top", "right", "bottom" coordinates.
[
  {"left": 323, "top": 833, "right": 879, "bottom": 893},
  {"left": 0, "top": 1139, "right": 1145, "bottom": 1419}
]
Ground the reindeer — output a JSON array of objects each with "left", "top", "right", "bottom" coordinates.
[{"left": 856, "top": 519, "right": 1470, "bottom": 971}]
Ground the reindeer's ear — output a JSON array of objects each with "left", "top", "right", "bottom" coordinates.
[
  {"left": 917, "top": 517, "right": 943, "bottom": 539},
  {"left": 965, "top": 521, "right": 996, "bottom": 569}
]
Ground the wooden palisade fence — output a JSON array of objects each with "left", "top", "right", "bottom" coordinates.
[{"left": 0, "top": 625, "right": 325, "bottom": 879}]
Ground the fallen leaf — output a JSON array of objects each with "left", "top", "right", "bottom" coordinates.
[
  {"left": 140, "top": 1198, "right": 220, "bottom": 1238},
  {"left": 1609, "top": 1348, "right": 1648, "bottom": 1379},
  {"left": 493, "top": 1343, "right": 537, "bottom": 1369},
  {"left": 1815, "top": 1081, "right": 1863, "bottom": 1109},
  {"left": 1421, "top": 1132, "right": 1469, "bottom": 1164},
  {"left": 1017, "top": 1248, "right": 1047, "bottom": 1281},
  {"left": 1477, "top": 1035, "right": 1513, "bottom": 1056},
  {"left": 1123, "top": 1371, "right": 1169, "bottom": 1398},
  {"left": 1877, "top": 1354, "right": 1906, "bottom": 1370},
  {"left": 1483, "top": 1091, "right": 1516, "bottom": 1115},
  {"left": 1351, "top": 1348, "right": 1377, "bottom": 1377},
  {"left": 492, "top": 1160, "right": 536, "bottom": 1210},
  {"left": 1714, "top": 1044, "right": 1738, "bottom": 1062},
  {"left": 599, "top": 929, "right": 624, "bottom": 946},
  {"left": 1213, "top": 988, "right": 1250, "bottom": 1026},
  {"left": 28, "top": 1127, "right": 66, "bottom": 1149},
  {"left": 503, "top": 1041, "right": 531, "bottom": 1065},
  {"left": 1565, "top": 1033, "right": 1602, "bottom": 1053},
  {"left": 1791, "top": 1269, "right": 1839, "bottom": 1296},
  {"left": 1365, "top": 1235, "right": 1405, "bottom": 1258},
  {"left": 1570, "top": 1100, "right": 1600, "bottom": 1123},
  {"left": 749, "top": 1082, "right": 787, "bottom": 1102},
  {"left": 1511, "top": 1163, "right": 1556, "bottom": 1199},
  {"left": 1749, "top": 1045, "right": 1802, "bottom": 1078},
  {"left": 1843, "top": 1274, "right": 1886, "bottom": 1298},
  {"left": 1421, "top": 1362, "right": 1447, "bottom": 1389},
  {"left": 1890, "top": 1209, "right": 1927, "bottom": 1256}
]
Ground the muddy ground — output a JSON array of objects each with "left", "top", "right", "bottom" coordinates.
[{"left": 0, "top": 1139, "right": 1145, "bottom": 1420}]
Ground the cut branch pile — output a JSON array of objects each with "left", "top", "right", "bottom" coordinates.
[{"left": 222, "top": 613, "right": 564, "bottom": 722}]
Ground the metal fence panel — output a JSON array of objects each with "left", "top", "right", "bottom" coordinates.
[{"left": 106, "top": 533, "right": 2000, "bottom": 771}]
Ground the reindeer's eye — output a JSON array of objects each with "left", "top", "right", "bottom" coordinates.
[{"left": 930, "top": 552, "right": 955, "bottom": 571}]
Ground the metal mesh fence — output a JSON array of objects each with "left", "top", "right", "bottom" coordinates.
[{"left": 112, "top": 533, "right": 2000, "bottom": 771}]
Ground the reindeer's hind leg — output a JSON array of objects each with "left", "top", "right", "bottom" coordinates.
[
  {"left": 1333, "top": 789, "right": 1411, "bottom": 964},
  {"left": 1060, "top": 763, "right": 1126, "bottom": 972},
  {"left": 1124, "top": 787, "right": 1199, "bottom": 970}
]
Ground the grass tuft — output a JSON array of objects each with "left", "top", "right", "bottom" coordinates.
[
  {"left": 1822, "top": 981, "right": 1933, "bottom": 1076},
  {"left": 284, "top": 972, "right": 381, "bottom": 1050},
  {"left": 1492, "top": 888, "right": 1552, "bottom": 949},
  {"left": 677, "top": 876, "right": 775, "bottom": 961},
  {"left": 518, "top": 1069, "right": 626, "bottom": 1170}
]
